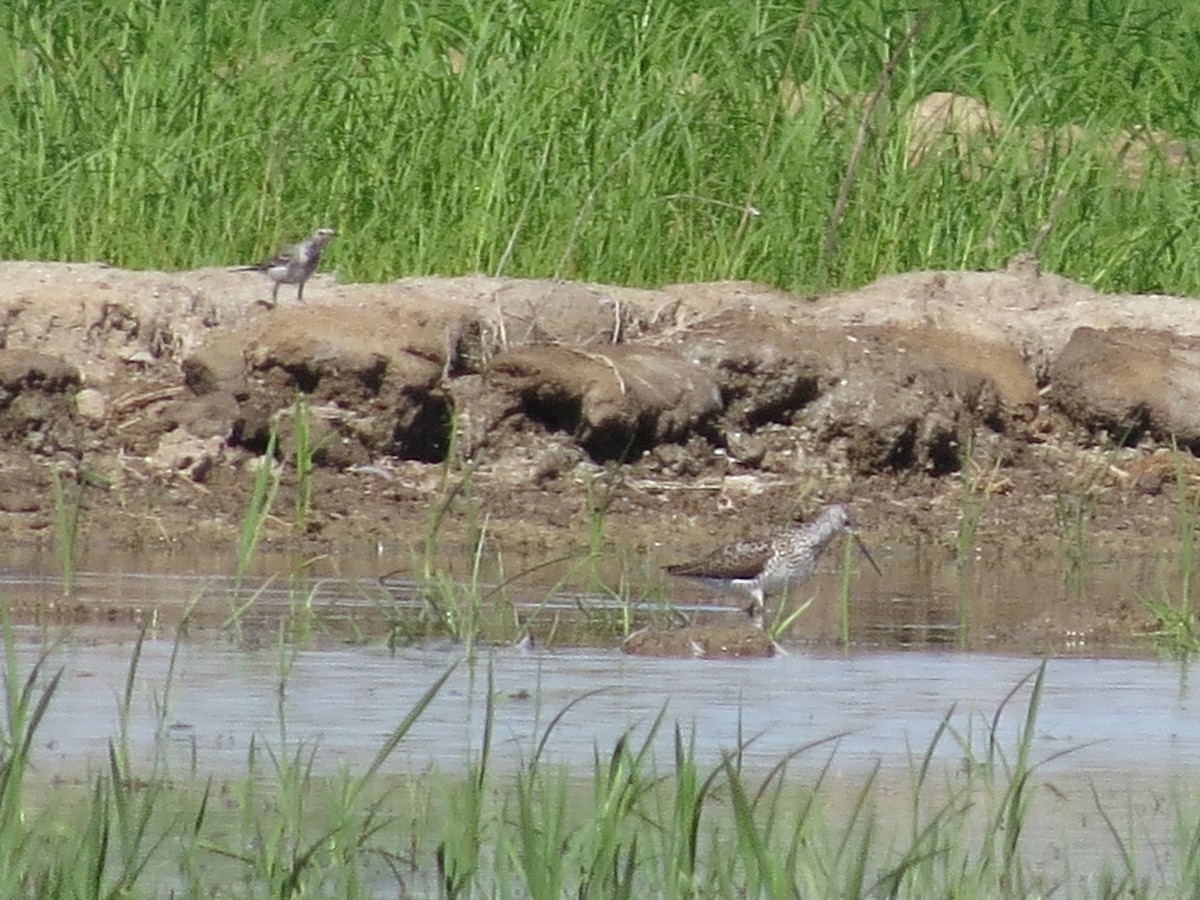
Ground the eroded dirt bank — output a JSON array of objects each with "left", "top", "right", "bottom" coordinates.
[{"left": 1, "top": 259, "right": 1198, "bottom": 646}]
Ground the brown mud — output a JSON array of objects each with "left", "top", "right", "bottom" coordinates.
[{"left": 1, "top": 259, "right": 1198, "bottom": 652}]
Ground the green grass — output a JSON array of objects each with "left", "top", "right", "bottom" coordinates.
[
  {"left": 48, "top": 466, "right": 85, "bottom": 597},
  {"left": 287, "top": 393, "right": 319, "bottom": 537},
  {"left": 5, "top": 638, "right": 1200, "bottom": 896},
  {"left": 372, "top": 455, "right": 677, "bottom": 649},
  {"left": 1055, "top": 489, "right": 1098, "bottom": 600},
  {"left": 1140, "top": 447, "right": 1200, "bottom": 656},
  {"left": 234, "top": 429, "right": 281, "bottom": 590},
  {"left": 4, "top": 1, "right": 1200, "bottom": 296},
  {"left": 955, "top": 439, "right": 992, "bottom": 569}
]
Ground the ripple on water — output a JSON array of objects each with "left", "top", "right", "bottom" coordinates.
[{"left": 17, "top": 637, "right": 1200, "bottom": 779}]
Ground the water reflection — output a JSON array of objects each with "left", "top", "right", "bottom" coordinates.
[{"left": 0, "top": 539, "right": 1176, "bottom": 654}]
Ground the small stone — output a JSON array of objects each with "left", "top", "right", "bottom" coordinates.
[
  {"left": 148, "top": 430, "right": 224, "bottom": 481},
  {"left": 75, "top": 388, "right": 108, "bottom": 424},
  {"left": 726, "top": 431, "right": 767, "bottom": 467}
]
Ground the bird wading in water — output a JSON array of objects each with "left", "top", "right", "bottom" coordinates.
[{"left": 666, "top": 504, "right": 881, "bottom": 626}]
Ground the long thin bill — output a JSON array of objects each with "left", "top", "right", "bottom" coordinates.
[{"left": 852, "top": 533, "right": 883, "bottom": 576}]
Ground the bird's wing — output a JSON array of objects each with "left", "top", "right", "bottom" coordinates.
[
  {"left": 666, "top": 537, "right": 773, "bottom": 580},
  {"left": 234, "top": 242, "right": 298, "bottom": 273},
  {"left": 264, "top": 242, "right": 301, "bottom": 266}
]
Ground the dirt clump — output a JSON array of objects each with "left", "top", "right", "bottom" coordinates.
[
  {"left": 0, "top": 349, "right": 81, "bottom": 454},
  {"left": 487, "top": 343, "right": 720, "bottom": 461},
  {"left": 1050, "top": 327, "right": 1200, "bottom": 451}
]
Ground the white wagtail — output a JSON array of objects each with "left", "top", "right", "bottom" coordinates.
[{"left": 238, "top": 227, "right": 335, "bottom": 306}]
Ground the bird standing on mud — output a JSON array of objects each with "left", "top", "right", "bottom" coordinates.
[
  {"left": 665, "top": 503, "right": 881, "bottom": 625},
  {"left": 237, "top": 227, "right": 335, "bottom": 306}
]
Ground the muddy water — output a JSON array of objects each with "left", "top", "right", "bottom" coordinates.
[
  {"left": 0, "top": 535, "right": 1175, "bottom": 653},
  {"left": 3, "top": 540, "right": 1196, "bottom": 883},
  {"left": 0, "top": 537, "right": 1184, "bottom": 784}
]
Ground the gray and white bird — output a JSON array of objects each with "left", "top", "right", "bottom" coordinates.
[
  {"left": 237, "top": 227, "right": 335, "bottom": 306},
  {"left": 665, "top": 504, "right": 881, "bottom": 624}
]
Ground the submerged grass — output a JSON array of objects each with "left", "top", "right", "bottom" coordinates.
[
  {"left": 377, "top": 456, "right": 675, "bottom": 650},
  {"left": 234, "top": 429, "right": 281, "bottom": 594},
  {"left": 48, "top": 466, "right": 85, "bottom": 597},
  {"left": 419, "top": 515, "right": 496, "bottom": 654},
  {"left": 1141, "top": 446, "right": 1200, "bottom": 656},
  {"left": 4, "top": 637, "right": 1198, "bottom": 897},
  {"left": 1055, "top": 488, "right": 1098, "bottom": 600},
  {"left": 5, "top": 1, "right": 1200, "bottom": 297},
  {"left": 288, "top": 393, "right": 320, "bottom": 538},
  {"left": 955, "top": 438, "right": 994, "bottom": 569}
]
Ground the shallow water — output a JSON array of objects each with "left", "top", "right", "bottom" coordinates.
[
  {"left": 2, "top": 535, "right": 1190, "bottom": 782},
  {"left": 13, "top": 631, "right": 1199, "bottom": 883},
  {"left": 0, "top": 535, "right": 1175, "bottom": 654},
  {"left": 16, "top": 633, "right": 1199, "bottom": 780},
  {"left": 4, "top": 538, "right": 1196, "bottom": 887},
  {"left": 1, "top": 539, "right": 1189, "bottom": 782}
]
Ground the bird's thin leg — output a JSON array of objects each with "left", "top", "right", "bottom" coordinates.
[
  {"left": 852, "top": 533, "right": 882, "bottom": 575},
  {"left": 297, "top": 281, "right": 305, "bottom": 304},
  {"left": 746, "top": 590, "right": 765, "bottom": 629},
  {"left": 270, "top": 281, "right": 280, "bottom": 307},
  {"left": 669, "top": 606, "right": 693, "bottom": 627}
]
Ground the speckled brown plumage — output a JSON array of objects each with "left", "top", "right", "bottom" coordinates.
[{"left": 666, "top": 504, "right": 858, "bottom": 614}]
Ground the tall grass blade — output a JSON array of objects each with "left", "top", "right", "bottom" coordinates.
[{"left": 235, "top": 429, "right": 281, "bottom": 594}]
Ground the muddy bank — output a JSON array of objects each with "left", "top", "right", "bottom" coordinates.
[{"left": 0, "top": 259, "right": 1196, "bottom": 647}]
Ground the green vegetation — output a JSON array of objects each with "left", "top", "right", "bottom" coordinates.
[
  {"left": 233, "top": 429, "right": 282, "bottom": 591},
  {"left": 2, "top": 638, "right": 1198, "bottom": 897},
  {"left": 1055, "top": 489, "right": 1098, "bottom": 600},
  {"left": 288, "top": 393, "right": 320, "bottom": 537},
  {"left": 419, "top": 516, "right": 500, "bottom": 653},
  {"left": 4, "top": 1, "right": 1200, "bottom": 296},
  {"left": 955, "top": 444, "right": 990, "bottom": 569},
  {"left": 765, "top": 588, "right": 815, "bottom": 645},
  {"left": 580, "top": 467, "right": 658, "bottom": 639},
  {"left": 1141, "top": 448, "right": 1200, "bottom": 656},
  {"left": 48, "top": 466, "right": 86, "bottom": 596}
]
